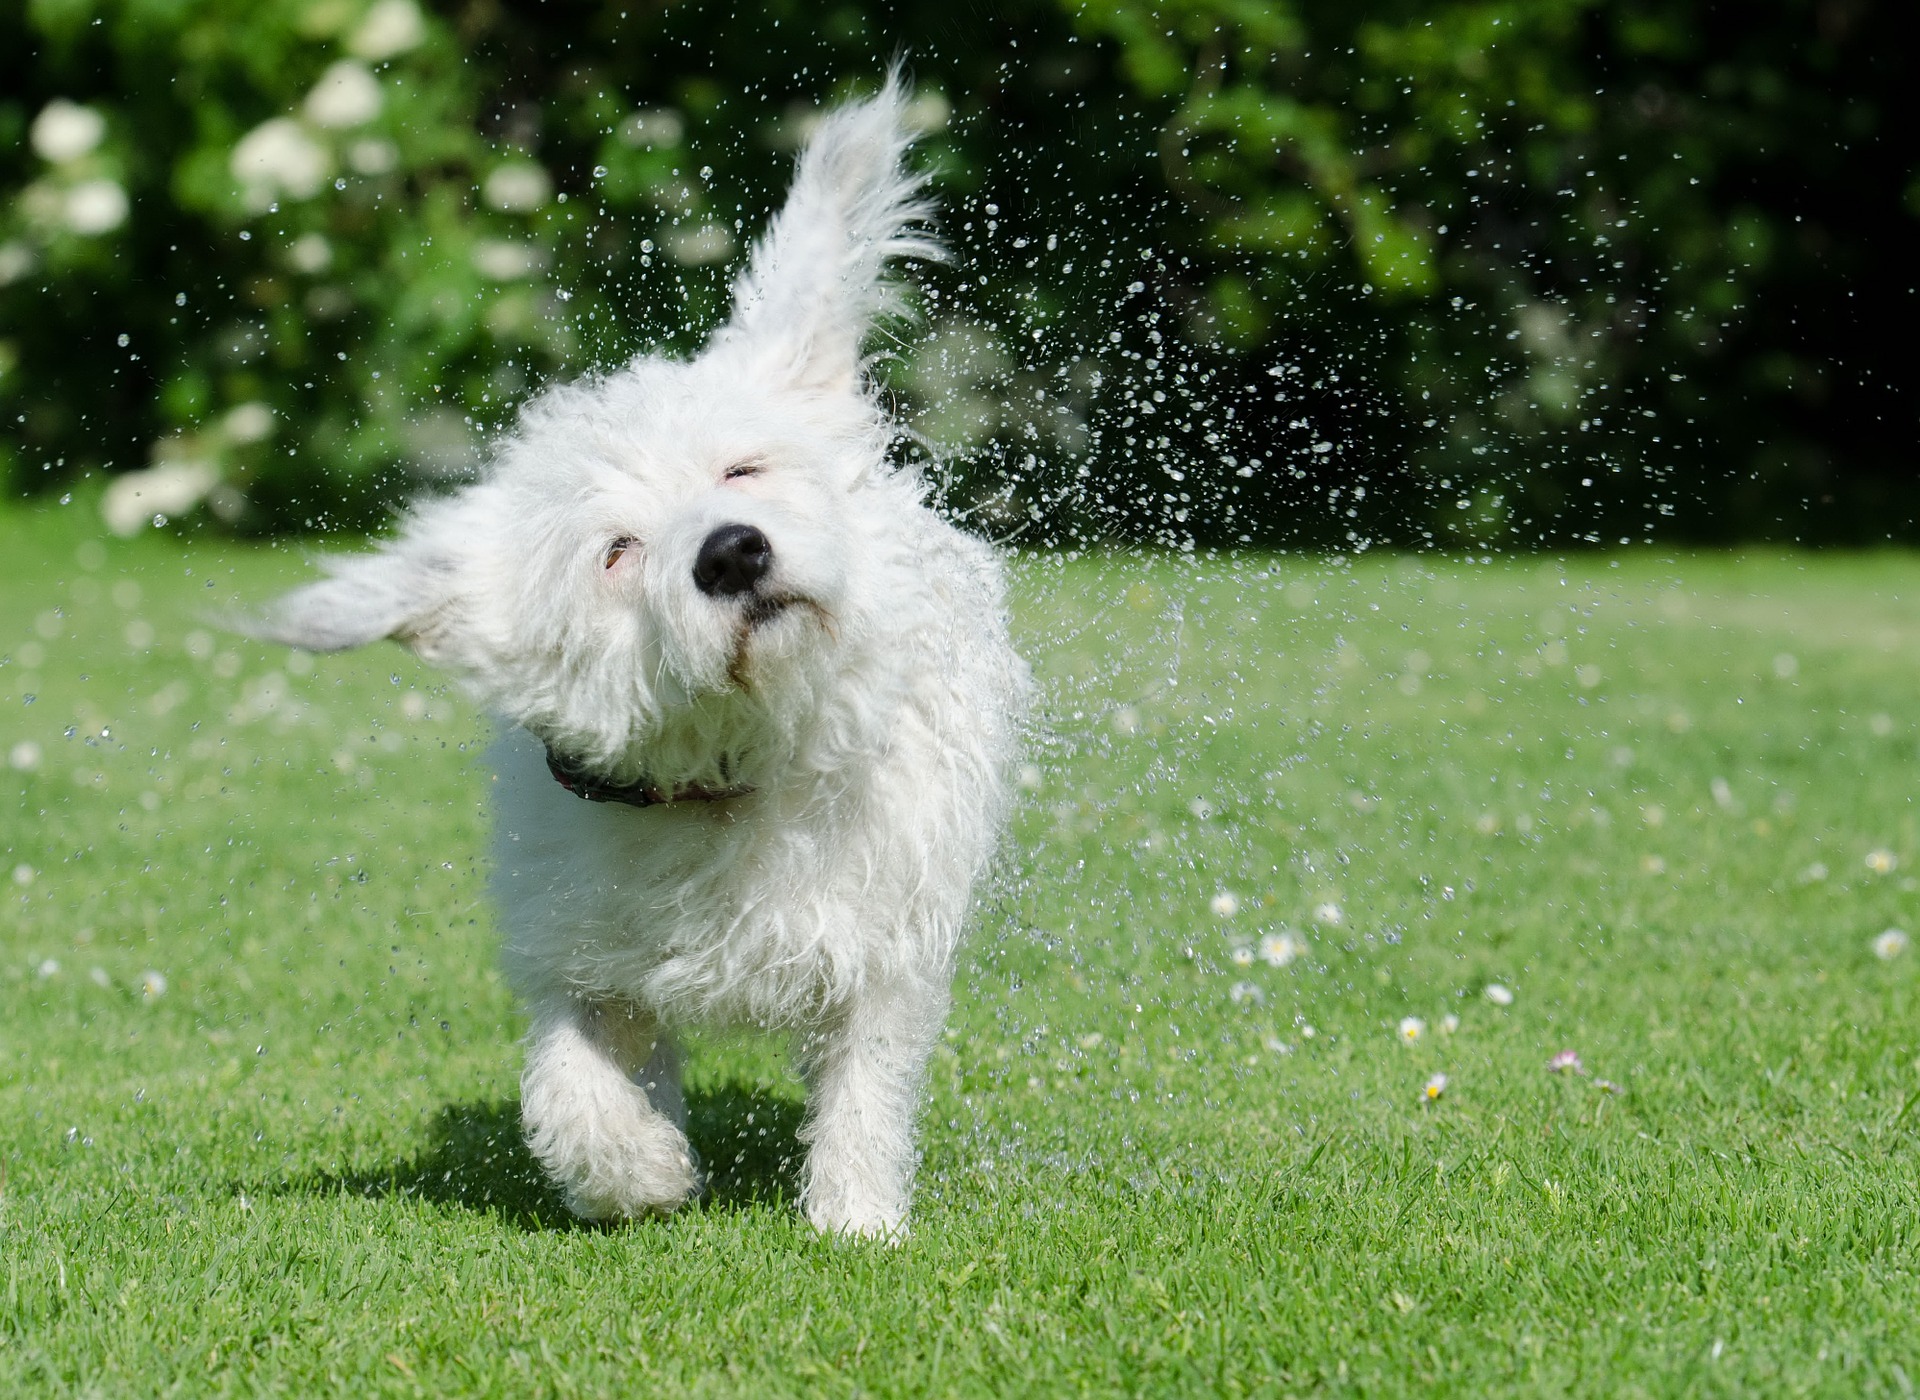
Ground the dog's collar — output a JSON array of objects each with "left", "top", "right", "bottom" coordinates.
[{"left": 543, "top": 744, "right": 753, "bottom": 809}]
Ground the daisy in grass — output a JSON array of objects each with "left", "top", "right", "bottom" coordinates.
[{"left": 1260, "top": 931, "right": 1306, "bottom": 967}]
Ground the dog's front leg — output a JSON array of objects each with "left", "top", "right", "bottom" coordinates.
[
  {"left": 797, "top": 976, "right": 949, "bottom": 1238},
  {"left": 519, "top": 996, "right": 699, "bottom": 1221}
]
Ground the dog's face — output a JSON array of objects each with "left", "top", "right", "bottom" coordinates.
[
  {"left": 428, "top": 355, "right": 887, "bottom": 783},
  {"left": 250, "top": 86, "right": 936, "bottom": 787},
  {"left": 531, "top": 358, "right": 865, "bottom": 709}
]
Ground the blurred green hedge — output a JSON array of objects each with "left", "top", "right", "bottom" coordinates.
[{"left": 2, "top": 0, "right": 1911, "bottom": 547}]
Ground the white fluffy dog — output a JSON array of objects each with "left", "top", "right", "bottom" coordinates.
[{"left": 246, "top": 81, "right": 1026, "bottom": 1237}]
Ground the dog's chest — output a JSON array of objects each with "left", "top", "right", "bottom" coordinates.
[{"left": 491, "top": 727, "right": 937, "bottom": 1019}]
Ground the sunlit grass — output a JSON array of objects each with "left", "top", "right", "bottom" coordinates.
[{"left": 4, "top": 501, "right": 1918, "bottom": 1395}]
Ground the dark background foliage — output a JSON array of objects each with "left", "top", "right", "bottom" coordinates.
[{"left": 0, "top": 0, "right": 1911, "bottom": 547}]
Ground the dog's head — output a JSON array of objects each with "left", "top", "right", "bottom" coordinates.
[{"left": 246, "top": 80, "right": 939, "bottom": 788}]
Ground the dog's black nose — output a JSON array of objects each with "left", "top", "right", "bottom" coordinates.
[{"left": 693, "top": 523, "right": 773, "bottom": 597}]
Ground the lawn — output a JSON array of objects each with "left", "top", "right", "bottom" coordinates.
[{"left": 3, "top": 496, "right": 1918, "bottom": 1396}]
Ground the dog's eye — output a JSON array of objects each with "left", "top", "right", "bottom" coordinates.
[
  {"left": 604, "top": 537, "right": 637, "bottom": 570},
  {"left": 723, "top": 461, "right": 763, "bottom": 482}
]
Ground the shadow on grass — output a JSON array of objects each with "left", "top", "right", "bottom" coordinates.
[{"left": 277, "top": 1082, "right": 805, "bottom": 1231}]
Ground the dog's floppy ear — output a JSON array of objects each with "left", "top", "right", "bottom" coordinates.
[
  {"left": 235, "top": 502, "right": 474, "bottom": 661},
  {"left": 710, "top": 72, "right": 941, "bottom": 392}
]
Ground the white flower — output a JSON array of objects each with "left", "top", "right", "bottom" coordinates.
[
  {"left": 231, "top": 119, "right": 328, "bottom": 204},
  {"left": 102, "top": 460, "right": 218, "bottom": 536},
  {"left": 1422, "top": 1072, "right": 1448, "bottom": 1101},
  {"left": 904, "top": 91, "right": 951, "bottom": 134},
  {"left": 13, "top": 863, "right": 37, "bottom": 887},
  {"left": 1260, "top": 931, "right": 1306, "bottom": 968},
  {"left": 287, "top": 233, "right": 332, "bottom": 274},
  {"left": 1440, "top": 1013, "right": 1460, "bottom": 1034},
  {"left": 223, "top": 402, "right": 275, "bottom": 444},
  {"left": 471, "top": 238, "right": 547, "bottom": 281},
  {"left": 0, "top": 241, "right": 33, "bottom": 285},
  {"left": 64, "top": 179, "right": 128, "bottom": 235},
  {"left": 1210, "top": 890, "right": 1240, "bottom": 918},
  {"left": 484, "top": 162, "right": 552, "bottom": 212},
  {"left": 140, "top": 969, "right": 168, "bottom": 998},
  {"left": 31, "top": 99, "right": 106, "bottom": 164},
  {"left": 8, "top": 740, "right": 41, "bottom": 771},
  {"left": 1866, "top": 849, "right": 1898, "bottom": 875},
  {"left": 1397, "top": 1015, "right": 1426, "bottom": 1044},
  {"left": 668, "top": 224, "right": 734, "bottom": 265},
  {"left": 304, "top": 61, "right": 383, "bottom": 129},
  {"left": 1873, "top": 928, "right": 1910, "bottom": 961},
  {"left": 618, "top": 108, "right": 685, "bottom": 148},
  {"left": 1312, "top": 901, "right": 1343, "bottom": 926},
  {"left": 1484, "top": 983, "right": 1515, "bottom": 1007},
  {"left": 1015, "top": 763, "right": 1042, "bottom": 791},
  {"left": 1228, "top": 980, "right": 1264, "bottom": 1006},
  {"left": 36, "top": 957, "right": 59, "bottom": 978},
  {"left": 349, "top": 0, "right": 427, "bottom": 60},
  {"left": 1229, "top": 945, "right": 1254, "bottom": 968},
  {"left": 348, "top": 138, "right": 398, "bottom": 175}
]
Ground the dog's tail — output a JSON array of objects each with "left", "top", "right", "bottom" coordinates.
[{"left": 711, "top": 70, "right": 942, "bottom": 391}]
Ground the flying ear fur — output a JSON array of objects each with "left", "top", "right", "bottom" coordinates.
[
  {"left": 233, "top": 488, "right": 479, "bottom": 658},
  {"left": 234, "top": 543, "right": 452, "bottom": 655},
  {"left": 710, "top": 71, "right": 942, "bottom": 391}
]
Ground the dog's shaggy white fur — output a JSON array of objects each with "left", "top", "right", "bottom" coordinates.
[{"left": 245, "top": 81, "right": 1026, "bottom": 1237}]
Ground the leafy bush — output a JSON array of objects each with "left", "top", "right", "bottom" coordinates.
[
  {"left": 1, "top": 0, "right": 1909, "bottom": 545},
  {"left": 4, "top": 0, "right": 743, "bottom": 534},
  {"left": 1066, "top": 0, "right": 1914, "bottom": 546}
]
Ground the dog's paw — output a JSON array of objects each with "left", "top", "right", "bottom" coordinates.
[
  {"left": 552, "top": 1125, "right": 701, "bottom": 1222},
  {"left": 522, "top": 1082, "right": 701, "bottom": 1221},
  {"left": 803, "top": 1194, "right": 909, "bottom": 1242}
]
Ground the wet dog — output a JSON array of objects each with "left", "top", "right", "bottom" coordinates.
[{"left": 246, "top": 80, "right": 1026, "bottom": 1236}]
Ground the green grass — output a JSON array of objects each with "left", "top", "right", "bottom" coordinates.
[{"left": 4, "top": 497, "right": 1920, "bottom": 1396}]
